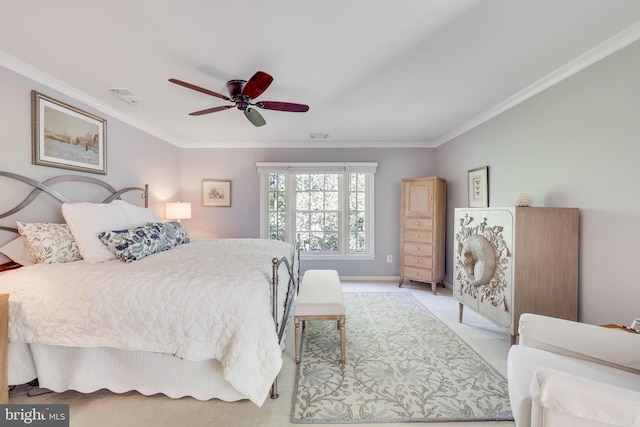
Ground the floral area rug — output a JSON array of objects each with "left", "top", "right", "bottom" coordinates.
[{"left": 291, "top": 292, "right": 512, "bottom": 423}]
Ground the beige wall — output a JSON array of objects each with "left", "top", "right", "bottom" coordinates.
[{"left": 435, "top": 39, "right": 640, "bottom": 326}]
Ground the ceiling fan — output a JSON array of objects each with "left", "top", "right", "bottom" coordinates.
[{"left": 169, "top": 71, "right": 309, "bottom": 127}]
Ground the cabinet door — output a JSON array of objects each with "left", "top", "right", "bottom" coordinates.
[
  {"left": 453, "top": 209, "right": 514, "bottom": 328},
  {"left": 403, "top": 180, "right": 434, "bottom": 217}
]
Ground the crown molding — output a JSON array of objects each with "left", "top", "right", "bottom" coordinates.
[
  {"left": 0, "top": 49, "right": 178, "bottom": 146},
  {"left": 435, "top": 20, "right": 640, "bottom": 146}
]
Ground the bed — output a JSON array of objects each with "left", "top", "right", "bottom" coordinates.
[{"left": 0, "top": 171, "right": 298, "bottom": 407}]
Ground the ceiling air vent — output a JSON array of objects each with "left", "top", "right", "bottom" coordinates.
[{"left": 109, "top": 88, "right": 143, "bottom": 105}]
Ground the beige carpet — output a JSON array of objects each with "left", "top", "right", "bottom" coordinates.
[{"left": 8, "top": 281, "right": 515, "bottom": 427}]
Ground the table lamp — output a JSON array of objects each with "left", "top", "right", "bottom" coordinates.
[{"left": 165, "top": 201, "right": 191, "bottom": 222}]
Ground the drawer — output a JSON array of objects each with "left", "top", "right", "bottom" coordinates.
[
  {"left": 403, "top": 255, "right": 433, "bottom": 269},
  {"left": 403, "top": 218, "right": 433, "bottom": 230},
  {"left": 402, "top": 266, "right": 434, "bottom": 282},
  {"left": 403, "top": 229, "right": 433, "bottom": 243},
  {"left": 403, "top": 242, "right": 433, "bottom": 256}
]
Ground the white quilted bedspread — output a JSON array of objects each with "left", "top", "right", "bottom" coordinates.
[{"left": 0, "top": 238, "right": 295, "bottom": 406}]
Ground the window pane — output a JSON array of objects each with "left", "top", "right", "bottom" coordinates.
[
  {"left": 310, "top": 212, "right": 324, "bottom": 231},
  {"left": 296, "top": 212, "right": 309, "bottom": 231},
  {"left": 325, "top": 233, "right": 339, "bottom": 251},
  {"left": 325, "top": 191, "right": 339, "bottom": 210},
  {"left": 277, "top": 192, "right": 286, "bottom": 211},
  {"left": 310, "top": 233, "right": 324, "bottom": 251},
  {"left": 326, "top": 212, "right": 339, "bottom": 231},
  {"left": 296, "top": 175, "right": 309, "bottom": 191},
  {"left": 310, "top": 175, "right": 324, "bottom": 190},
  {"left": 356, "top": 192, "right": 365, "bottom": 210},
  {"left": 349, "top": 231, "right": 365, "bottom": 252},
  {"left": 325, "top": 174, "right": 339, "bottom": 191},
  {"left": 296, "top": 192, "right": 309, "bottom": 210},
  {"left": 309, "top": 191, "right": 323, "bottom": 210}
]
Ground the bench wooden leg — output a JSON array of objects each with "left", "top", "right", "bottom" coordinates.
[
  {"left": 338, "top": 315, "right": 346, "bottom": 365},
  {"left": 294, "top": 316, "right": 301, "bottom": 364}
]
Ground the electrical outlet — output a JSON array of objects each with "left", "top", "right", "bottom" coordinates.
[{"left": 387, "top": 255, "right": 393, "bottom": 263}]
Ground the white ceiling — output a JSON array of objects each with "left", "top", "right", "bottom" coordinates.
[{"left": 1, "top": 0, "right": 640, "bottom": 148}]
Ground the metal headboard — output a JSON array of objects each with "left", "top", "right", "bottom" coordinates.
[{"left": 0, "top": 171, "right": 148, "bottom": 235}]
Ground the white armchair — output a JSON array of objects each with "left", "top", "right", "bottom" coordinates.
[{"left": 507, "top": 313, "right": 640, "bottom": 427}]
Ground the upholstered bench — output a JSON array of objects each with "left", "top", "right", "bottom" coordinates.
[{"left": 294, "top": 269, "right": 345, "bottom": 365}]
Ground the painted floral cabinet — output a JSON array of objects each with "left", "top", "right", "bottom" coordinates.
[{"left": 453, "top": 207, "right": 579, "bottom": 344}]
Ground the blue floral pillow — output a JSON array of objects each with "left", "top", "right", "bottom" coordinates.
[
  {"left": 162, "top": 222, "right": 190, "bottom": 248},
  {"left": 98, "top": 223, "right": 167, "bottom": 263},
  {"left": 98, "top": 222, "right": 190, "bottom": 263}
]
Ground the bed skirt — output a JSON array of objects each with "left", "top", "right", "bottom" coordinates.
[{"left": 8, "top": 342, "right": 249, "bottom": 402}]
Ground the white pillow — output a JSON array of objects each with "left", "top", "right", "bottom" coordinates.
[
  {"left": 110, "top": 200, "right": 161, "bottom": 226},
  {"left": 0, "top": 236, "right": 35, "bottom": 265},
  {"left": 16, "top": 222, "right": 82, "bottom": 264},
  {"left": 62, "top": 201, "right": 134, "bottom": 264}
]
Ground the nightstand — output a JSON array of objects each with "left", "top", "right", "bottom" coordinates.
[{"left": 0, "top": 293, "right": 7, "bottom": 403}]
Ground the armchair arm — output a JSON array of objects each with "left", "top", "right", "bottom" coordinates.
[
  {"left": 530, "top": 367, "right": 640, "bottom": 426},
  {"left": 518, "top": 313, "right": 640, "bottom": 373}
]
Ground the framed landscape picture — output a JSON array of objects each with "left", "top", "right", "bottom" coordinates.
[
  {"left": 32, "top": 91, "right": 107, "bottom": 175},
  {"left": 202, "top": 179, "right": 231, "bottom": 207}
]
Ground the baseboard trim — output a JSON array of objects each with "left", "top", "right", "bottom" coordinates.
[
  {"left": 339, "top": 276, "right": 398, "bottom": 282},
  {"left": 337, "top": 276, "right": 453, "bottom": 290}
]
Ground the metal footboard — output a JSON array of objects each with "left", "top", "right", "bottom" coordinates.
[{"left": 270, "top": 245, "right": 300, "bottom": 399}]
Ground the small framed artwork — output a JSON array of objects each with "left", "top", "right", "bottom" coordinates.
[
  {"left": 202, "top": 179, "right": 231, "bottom": 207},
  {"left": 468, "top": 166, "right": 489, "bottom": 207},
  {"left": 31, "top": 91, "right": 107, "bottom": 175}
]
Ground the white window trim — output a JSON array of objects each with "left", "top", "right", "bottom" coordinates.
[{"left": 257, "top": 162, "right": 377, "bottom": 260}]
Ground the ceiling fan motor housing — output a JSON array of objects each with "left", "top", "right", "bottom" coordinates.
[{"left": 227, "top": 79, "right": 249, "bottom": 110}]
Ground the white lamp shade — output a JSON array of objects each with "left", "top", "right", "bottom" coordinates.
[{"left": 166, "top": 202, "right": 191, "bottom": 220}]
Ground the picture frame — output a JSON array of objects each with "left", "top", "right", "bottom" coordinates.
[
  {"left": 202, "top": 179, "right": 231, "bottom": 207},
  {"left": 32, "top": 91, "right": 107, "bottom": 175},
  {"left": 468, "top": 166, "right": 489, "bottom": 207}
]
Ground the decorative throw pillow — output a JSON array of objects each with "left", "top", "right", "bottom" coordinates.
[
  {"left": 0, "top": 237, "right": 35, "bottom": 265},
  {"left": 162, "top": 222, "right": 191, "bottom": 248},
  {"left": 98, "top": 223, "right": 168, "bottom": 263},
  {"left": 62, "top": 201, "right": 133, "bottom": 263},
  {"left": 110, "top": 200, "right": 162, "bottom": 226},
  {"left": 16, "top": 222, "right": 82, "bottom": 264}
]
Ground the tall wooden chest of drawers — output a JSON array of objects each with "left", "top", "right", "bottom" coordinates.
[{"left": 399, "top": 177, "right": 446, "bottom": 294}]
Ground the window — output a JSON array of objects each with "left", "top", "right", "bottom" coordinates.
[{"left": 258, "top": 163, "right": 377, "bottom": 260}]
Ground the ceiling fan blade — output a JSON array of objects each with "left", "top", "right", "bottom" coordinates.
[
  {"left": 169, "top": 79, "right": 230, "bottom": 101},
  {"left": 241, "top": 71, "right": 273, "bottom": 99},
  {"left": 189, "top": 105, "right": 233, "bottom": 116},
  {"left": 244, "top": 108, "right": 266, "bottom": 127},
  {"left": 256, "top": 101, "right": 309, "bottom": 112}
]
